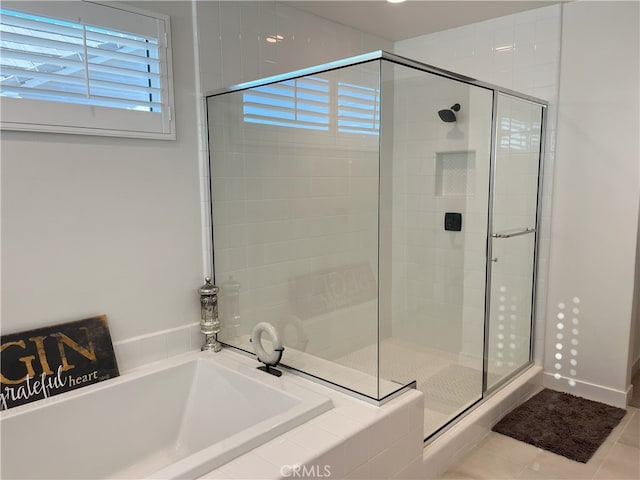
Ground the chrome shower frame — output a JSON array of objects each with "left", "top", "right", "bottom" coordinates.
[{"left": 205, "top": 50, "right": 549, "bottom": 431}]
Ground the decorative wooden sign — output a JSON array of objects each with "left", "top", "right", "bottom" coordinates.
[{"left": 0, "top": 315, "right": 119, "bottom": 410}]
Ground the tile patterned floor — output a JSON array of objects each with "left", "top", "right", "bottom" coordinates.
[
  {"left": 440, "top": 376, "right": 640, "bottom": 480},
  {"left": 336, "top": 338, "right": 513, "bottom": 437}
]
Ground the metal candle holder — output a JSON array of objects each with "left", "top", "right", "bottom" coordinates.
[{"left": 199, "top": 277, "right": 221, "bottom": 352}]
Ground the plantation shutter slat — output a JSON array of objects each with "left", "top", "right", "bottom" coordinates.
[
  {"left": 0, "top": 8, "right": 163, "bottom": 113},
  {"left": 241, "top": 75, "right": 379, "bottom": 136},
  {"left": 338, "top": 82, "right": 379, "bottom": 135},
  {"left": 0, "top": 48, "right": 161, "bottom": 81},
  {"left": 1, "top": 85, "right": 163, "bottom": 109},
  {"left": 1, "top": 66, "right": 161, "bottom": 96},
  {"left": 243, "top": 77, "right": 330, "bottom": 131}
]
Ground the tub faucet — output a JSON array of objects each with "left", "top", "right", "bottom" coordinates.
[{"left": 199, "top": 277, "right": 222, "bottom": 352}]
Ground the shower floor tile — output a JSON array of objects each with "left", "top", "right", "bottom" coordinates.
[{"left": 334, "top": 337, "right": 486, "bottom": 438}]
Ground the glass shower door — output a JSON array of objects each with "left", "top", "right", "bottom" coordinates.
[
  {"left": 486, "top": 94, "right": 544, "bottom": 390},
  {"left": 380, "top": 60, "right": 495, "bottom": 438}
]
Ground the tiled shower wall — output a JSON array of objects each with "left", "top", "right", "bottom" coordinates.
[
  {"left": 198, "top": 3, "right": 392, "bottom": 397},
  {"left": 195, "top": 0, "right": 392, "bottom": 280},
  {"left": 200, "top": 1, "right": 561, "bottom": 396},
  {"left": 394, "top": 4, "right": 562, "bottom": 365},
  {"left": 386, "top": 66, "right": 493, "bottom": 360},
  {"left": 207, "top": 65, "right": 383, "bottom": 365}
]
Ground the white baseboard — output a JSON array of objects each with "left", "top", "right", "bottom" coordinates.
[{"left": 542, "top": 372, "right": 630, "bottom": 409}]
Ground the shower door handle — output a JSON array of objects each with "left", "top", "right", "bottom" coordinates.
[{"left": 492, "top": 227, "right": 536, "bottom": 239}]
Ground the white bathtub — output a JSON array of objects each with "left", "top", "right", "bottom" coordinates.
[{"left": 0, "top": 350, "right": 333, "bottom": 479}]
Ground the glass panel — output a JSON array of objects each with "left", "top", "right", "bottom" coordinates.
[
  {"left": 486, "top": 94, "right": 543, "bottom": 389},
  {"left": 207, "top": 53, "right": 544, "bottom": 427},
  {"left": 208, "top": 60, "right": 409, "bottom": 400},
  {"left": 376, "top": 60, "right": 494, "bottom": 437},
  {"left": 487, "top": 234, "right": 536, "bottom": 381}
]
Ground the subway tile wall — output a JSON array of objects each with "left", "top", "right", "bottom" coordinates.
[
  {"left": 207, "top": 61, "right": 388, "bottom": 398},
  {"left": 198, "top": 1, "right": 561, "bottom": 400},
  {"left": 195, "top": 0, "right": 392, "bottom": 283},
  {"left": 194, "top": 1, "right": 392, "bottom": 399},
  {"left": 386, "top": 65, "right": 493, "bottom": 363},
  {"left": 197, "top": 1, "right": 392, "bottom": 93},
  {"left": 395, "top": 4, "right": 562, "bottom": 368}
]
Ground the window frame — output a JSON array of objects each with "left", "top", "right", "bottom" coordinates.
[{"left": 0, "top": 1, "right": 176, "bottom": 140}]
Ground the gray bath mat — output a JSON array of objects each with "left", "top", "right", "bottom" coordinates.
[{"left": 492, "top": 389, "right": 626, "bottom": 463}]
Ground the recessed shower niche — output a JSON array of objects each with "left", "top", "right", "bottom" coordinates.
[
  {"left": 435, "top": 151, "right": 476, "bottom": 197},
  {"left": 206, "top": 51, "right": 546, "bottom": 440}
]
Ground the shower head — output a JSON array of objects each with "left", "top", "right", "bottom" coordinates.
[{"left": 438, "top": 103, "right": 461, "bottom": 123}]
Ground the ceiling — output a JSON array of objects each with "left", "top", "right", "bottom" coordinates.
[{"left": 285, "top": 1, "right": 562, "bottom": 41}]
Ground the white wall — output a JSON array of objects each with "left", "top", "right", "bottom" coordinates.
[
  {"left": 633, "top": 210, "right": 640, "bottom": 376},
  {"left": 1, "top": 1, "right": 204, "bottom": 370},
  {"left": 543, "top": 0, "right": 640, "bottom": 406}
]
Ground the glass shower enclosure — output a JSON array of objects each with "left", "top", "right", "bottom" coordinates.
[{"left": 206, "top": 51, "right": 546, "bottom": 440}]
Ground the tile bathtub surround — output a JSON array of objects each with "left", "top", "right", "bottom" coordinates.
[
  {"left": 199, "top": 362, "right": 544, "bottom": 480},
  {"left": 198, "top": 357, "right": 425, "bottom": 480},
  {"left": 113, "top": 323, "right": 201, "bottom": 372}
]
